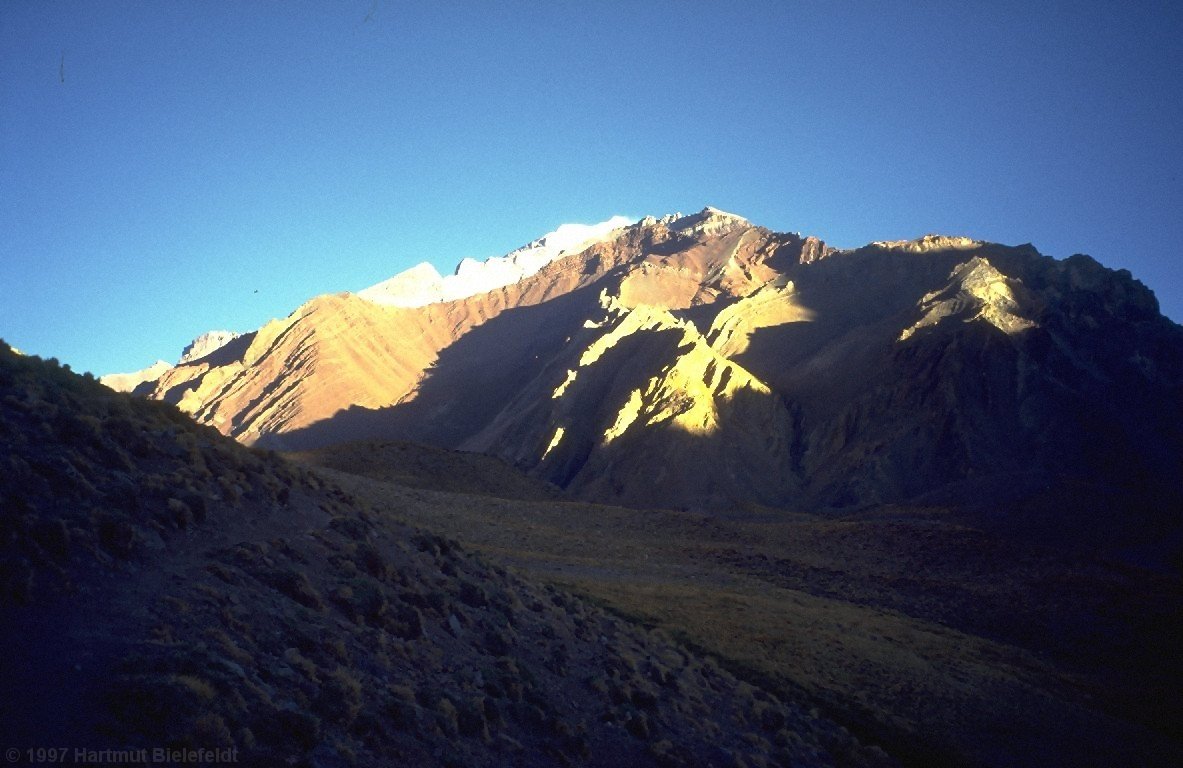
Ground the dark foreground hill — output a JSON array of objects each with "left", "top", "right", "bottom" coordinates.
[
  {"left": 0, "top": 342, "right": 886, "bottom": 767},
  {"left": 289, "top": 439, "right": 562, "bottom": 502},
  {"left": 297, "top": 439, "right": 1183, "bottom": 768}
]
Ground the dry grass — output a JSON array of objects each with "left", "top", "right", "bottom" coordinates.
[{"left": 310, "top": 464, "right": 1183, "bottom": 767}]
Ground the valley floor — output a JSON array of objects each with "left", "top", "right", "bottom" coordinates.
[{"left": 305, "top": 460, "right": 1183, "bottom": 768}]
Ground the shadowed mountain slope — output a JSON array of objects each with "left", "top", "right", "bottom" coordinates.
[
  {"left": 0, "top": 342, "right": 888, "bottom": 767},
  {"left": 289, "top": 439, "right": 562, "bottom": 501},
  {"left": 127, "top": 209, "right": 1182, "bottom": 563},
  {"left": 294, "top": 436, "right": 1183, "bottom": 768}
]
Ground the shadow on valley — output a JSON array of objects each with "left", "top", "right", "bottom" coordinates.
[
  {"left": 304, "top": 449, "right": 1183, "bottom": 768},
  {"left": 5, "top": 343, "right": 891, "bottom": 768},
  {"left": 263, "top": 240, "right": 1183, "bottom": 767},
  {"left": 277, "top": 241, "right": 1183, "bottom": 568}
]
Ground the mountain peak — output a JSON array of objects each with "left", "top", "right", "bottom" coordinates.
[
  {"left": 179, "top": 330, "right": 242, "bottom": 365},
  {"left": 869, "top": 234, "right": 982, "bottom": 253},
  {"left": 356, "top": 262, "right": 444, "bottom": 307},
  {"left": 668, "top": 206, "right": 751, "bottom": 238},
  {"left": 702, "top": 205, "right": 745, "bottom": 218},
  {"left": 359, "top": 215, "right": 634, "bottom": 308}
]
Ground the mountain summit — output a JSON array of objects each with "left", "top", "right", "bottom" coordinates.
[
  {"left": 119, "top": 208, "right": 1183, "bottom": 560},
  {"left": 358, "top": 215, "right": 635, "bottom": 307}
]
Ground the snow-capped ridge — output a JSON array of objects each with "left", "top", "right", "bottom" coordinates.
[
  {"left": 179, "top": 330, "right": 242, "bottom": 364},
  {"left": 101, "top": 330, "right": 243, "bottom": 392},
  {"left": 356, "top": 263, "right": 446, "bottom": 308},
  {"left": 360, "top": 215, "right": 635, "bottom": 308}
]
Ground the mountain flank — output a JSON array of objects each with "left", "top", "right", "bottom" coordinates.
[
  {"left": 1, "top": 342, "right": 886, "bottom": 766},
  {"left": 296, "top": 436, "right": 1183, "bottom": 768},
  {"left": 114, "top": 208, "right": 1182, "bottom": 566}
]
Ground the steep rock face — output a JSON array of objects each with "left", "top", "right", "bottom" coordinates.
[
  {"left": 464, "top": 295, "right": 799, "bottom": 508},
  {"left": 100, "top": 330, "right": 243, "bottom": 394},
  {"left": 897, "top": 257, "right": 1037, "bottom": 341},
  {"left": 148, "top": 294, "right": 454, "bottom": 445},
  {"left": 132, "top": 209, "right": 1183, "bottom": 534},
  {"left": 178, "top": 329, "right": 241, "bottom": 364}
]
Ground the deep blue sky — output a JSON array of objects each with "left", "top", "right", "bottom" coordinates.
[{"left": 3, "top": 1, "right": 1181, "bottom": 375}]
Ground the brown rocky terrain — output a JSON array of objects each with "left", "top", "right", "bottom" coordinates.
[
  {"left": 0, "top": 342, "right": 887, "bottom": 767},
  {"left": 131, "top": 208, "right": 1182, "bottom": 568},
  {"left": 77, "top": 207, "right": 1182, "bottom": 765}
]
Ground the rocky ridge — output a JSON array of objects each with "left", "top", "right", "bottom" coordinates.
[
  {"left": 100, "top": 330, "right": 242, "bottom": 394},
  {"left": 121, "top": 208, "right": 1182, "bottom": 561},
  {"left": 358, "top": 215, "right": 634, "bottom": 307}
]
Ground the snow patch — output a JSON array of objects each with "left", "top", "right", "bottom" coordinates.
[
  {"left": 179, "top": 330, "right": 241, "bottom": 364},
  {"left": 359, "top": 216, "right": 635, "bottom": 308}
]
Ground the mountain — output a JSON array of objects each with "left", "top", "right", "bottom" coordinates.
[
  {"left": 178, "top": 329, "right": 241, "bottom": 364},
  {"left": 100, "top": 330, "right": 241, "bottom": 394},
  {"left": 99, "top": 359, "right": 171, "bottom": 393},
  {"left": 359, "top": 215, "right": 634, "bottom": 307},
  {"left": 0, "top": 341, "right": 888, "bottom": 766},
  {"left": 297, "top": 441, "right": 1183, "bottom": 768},
  {"left": 125, "top": 208, "right": 1183, "bottom": 561}
]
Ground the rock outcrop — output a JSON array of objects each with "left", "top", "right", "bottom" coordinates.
[
  {"left": 124, "top": 208, "right": 1182, "bottom": 553},
  {"left": 178, "top": 329, "right": 241, "bottom": 364}
]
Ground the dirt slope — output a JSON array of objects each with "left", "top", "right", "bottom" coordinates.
[
  {"left": 300, "top": 450, "right": 1183, "bottom": 768},
  {"left": 0, "top": 342, "right": 886, "bottom": 767},
  {"left": 134, "top": 209, "right": 1183, "bottom": 563}
]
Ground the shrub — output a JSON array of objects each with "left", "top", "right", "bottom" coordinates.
[
  {"left": 329, "top": 516, "right": 370, "bottom": 542},
  {"left": 315, "top": 668, "right": 363, "bottom": 726},
  {"left": 187, "top": 713, "right": 234, "bottom": 748},
  {"left": 256, "top": 706, "right": 321, "bottom": 751},
  {"left": 458, "top": 579, "right": 488, "bottom": 608},
  {"left": 31, "top": 519, "right": 69, "bottom": 561},
  {"left": 166, "top": 498, "right": 192, "bottom": 529},
  {"left": 172, "top": 674, "right": 216, "bottom": 702},
  {"left": 454, "top": 697, "right": 488, "bottom": 739},
  {"left": 95, "top": 513, "right": 135, "bottom": 558},
  {"left": 256, "top": 568, "right": 324, "bottom": 611},
  {"left": 356, "top": 542, "right": 388, "bottom": 580},
  {"left": 0, "top": 557, "right": 33, "bottom": 604},
  {"left": 624, "top": 711, "right": 650, "bottom": 739},
  {"left": 206, "top": 629, "right": 254, "bottom": 667},
  {"left": 284, "top": 648, "right": 320, "bottom": 682},
  {"left": 387, "top": 603, "right": 424, "bottom": 641}
]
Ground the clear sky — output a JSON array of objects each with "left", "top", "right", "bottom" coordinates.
[{"left": 2, "top": 1, "right": 1181, "bottom": 375}]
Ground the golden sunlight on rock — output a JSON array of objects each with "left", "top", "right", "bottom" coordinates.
[
  {"left": 898, "top": 257, "right": 1037, "bottom": 341},
  {"left": 541, "top": 425, "right": 565, "bottom": 460},
  {"left": 708, "top": 282, "right": 818, "bottom": 357}
]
